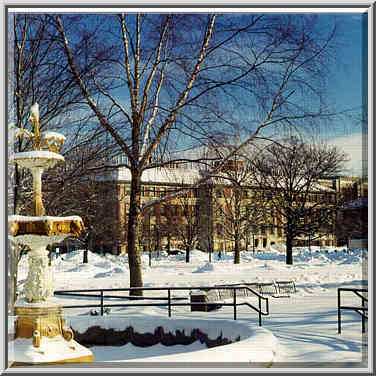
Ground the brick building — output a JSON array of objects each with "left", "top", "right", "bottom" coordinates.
[{"left": 93, "top": 161, "right": 366, "bottom": 255}]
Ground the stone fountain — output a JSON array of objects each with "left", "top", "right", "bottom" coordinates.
[{"left": 8, "top": 103, "right": 94, "bottom": 365}]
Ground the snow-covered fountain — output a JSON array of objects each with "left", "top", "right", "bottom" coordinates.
[{"left": 8, "top": 103, "right": 94, "bottom": 365}]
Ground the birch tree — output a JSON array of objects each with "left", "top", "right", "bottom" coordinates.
[{"left": 54, "top": 13, "right": 338, "bottom": 294}]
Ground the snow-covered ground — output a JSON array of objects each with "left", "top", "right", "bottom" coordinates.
[{"left": 13, "top": 246, "right": 370, "bottom": 371}]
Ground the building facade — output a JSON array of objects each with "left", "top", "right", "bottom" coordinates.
[{"left": 93, "top": 163, "right": 367, "bottom": 255}]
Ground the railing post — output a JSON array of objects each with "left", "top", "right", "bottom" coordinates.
[
  {"left": 233, "top": 288, "right": 237, "bottom": 320},
  {"left": 100, "top": 290, "right": 104, "bottom": 316},
  {"left": 259, "top": 297, "right": 262, "bottom": 327},
  {"left": 338, "top": 289, "right": 341, "bottom": 334},
  {"left": 168, "top": 289, "right": 171, "bottom": 317}
]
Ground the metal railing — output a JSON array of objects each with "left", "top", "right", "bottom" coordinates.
[
  {"left": 337, "top": 287, "right": 368, "bottom": 334},
  {"left": 54, "top": 285, "right": 269, "bottom": 326}
]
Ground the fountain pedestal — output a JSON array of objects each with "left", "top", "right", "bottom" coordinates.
[
  {"left": 8, "top": 215, "right": 94, "bottom": 366},
  {"left": 11, "top": 300, "right": 94, "bottom": 365}
]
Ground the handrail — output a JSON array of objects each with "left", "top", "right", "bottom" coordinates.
[
  {"left": 338, "top": 287, "right": 368, "bottom": 334},
  {"left": 54, "top": 285, "right": 269, "bottom": 326}
]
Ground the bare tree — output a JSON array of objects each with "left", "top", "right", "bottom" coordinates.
[
  {"left": 251, "top": 136, "right": 348, "bottom": 264},
  {"left": 212, "top": 147, "right": 274, "bottom": 263},
  {"left": 54, "top": 13, "right": 338, "bottom": 294},
  {"left": 244, "top": 198, "right": 271, "bottom": 253},
  {"left": 10, "top": 14, "right": 98, "bottom": 213},
  {"left": 9, "top": 14, "right": 112, "bottom": 299},
  {"left": 173, "top": 192, "right": 200, "bottom": 263},
  {"left": 215, "top": 187, "right": 246, "bottom": 264},
  {"left": 159, "top": 204, "right": 176, "bottom": 253},
  {"left": 44, "top": 144, "right": 123, "bottom": 253},
  {"left": 212, "top": 151, "right": 251, "bottom": 264}
]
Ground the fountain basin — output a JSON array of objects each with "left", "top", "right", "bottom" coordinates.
[
  {"left": 66, "top": 315, "right": 279, "bottom": 365},
  {"left": 10, "top": 150, "right": 64, "bottom": 169}
]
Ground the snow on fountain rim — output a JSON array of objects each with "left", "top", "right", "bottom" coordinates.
[
  {"left": 42, "top": 131, "right": 66, "bottom": 142},
  {"left": 8, "top": 336, "right": 93, "bottom": 364},
  {"left": 9, "top": 215, "right": 83, "bottom": 222},
  {"left": 67, "top": 315, "right": 279, "bottom": 364},
  {"left": 10, "top": 150, "right": 65, "bottom": 161}
]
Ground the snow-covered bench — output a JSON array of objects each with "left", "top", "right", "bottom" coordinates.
[
  {"left": 190, "top": 286, "right": 266, "bottom": 312},
  {"left": 218, "top": 281, "right": 296, "bottom": 298},
  {"left": 274, "top": 281, "right": 296, "bottom": 297},
  {"left": 190, "top": 281, "right": 296, "bottom": 312}
]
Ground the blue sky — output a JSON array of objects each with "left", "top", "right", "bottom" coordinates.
[
  {"left": 324, "top": 14, "right": 366, "bottom": 133},
  {"left": 315, "top": 13, "right": 367, "bottom": 177},
  {"left": 5, "top": 11, "right": 368, "bottom": 177}
]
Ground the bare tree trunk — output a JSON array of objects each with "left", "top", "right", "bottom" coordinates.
[
  {"left": 127, "top": 171, "right": 144, "bottom": 296},
  {"left": 167, "top": 233, "right": 171, "bottom": 253},
  {"left": 185, "top": 244, "right": 190, "bottom": 263},
  {"left": 83, "top": 233, "right": 89, "bottom": 264},
  {"left": 286, "top": 231, "right": 294, "bottom": 265},
  {"left": 234, "top": 237, "right": 240, "bottom": 264}
]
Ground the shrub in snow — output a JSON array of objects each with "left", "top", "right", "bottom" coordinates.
[{"left": 72, "top": 324, "right": 236, "bottom": 348}]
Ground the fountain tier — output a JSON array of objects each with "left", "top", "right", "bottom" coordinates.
[
  {"left": 10, "top": 150, "right": 65, "bottom": 168},
  {"left": 11, "top": 150, "right": 64, "bottom": 217},
  {"left": 9, "top": 215, "right": 84, "bottom": 247}
]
